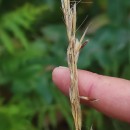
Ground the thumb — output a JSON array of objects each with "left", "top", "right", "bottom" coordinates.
[{"left": 52, "top": 66, "right": 130, "bottom": 123}]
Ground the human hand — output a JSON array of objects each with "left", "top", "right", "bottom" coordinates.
[{"left": 52, "top": 66, "right": 130, "bottom": 123}]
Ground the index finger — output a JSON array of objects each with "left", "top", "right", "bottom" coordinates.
[{"left": 52, "top": 67, "right": 130, "bottom": 123}]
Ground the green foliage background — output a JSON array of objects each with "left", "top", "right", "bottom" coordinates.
[{"left": 0, "top": 0, "right": 130, "bottom": 130}]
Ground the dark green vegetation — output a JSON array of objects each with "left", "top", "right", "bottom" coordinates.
[{"left": 0, "top": 0, "right": 130, "bottom": 130}]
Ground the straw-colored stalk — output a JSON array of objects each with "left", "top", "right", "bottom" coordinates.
[{"left": 61, "top": 0, "right": 94, "bottom": 130}]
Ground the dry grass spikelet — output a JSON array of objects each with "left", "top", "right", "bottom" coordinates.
[{"left": 61, "top": 0, "right": 96, "bottom": 130}]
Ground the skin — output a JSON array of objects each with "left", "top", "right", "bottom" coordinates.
[{"left": 52, "top": 66, "right": 130, "bottom": 123}]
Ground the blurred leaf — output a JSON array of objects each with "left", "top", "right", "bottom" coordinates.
[
  {"left": 0, "top": 3, "right": 47, "bottom": 53},
  {"left": 42, "top": 24, "right": 67, "bottom": 43},
  {"left": 113, "top": 120, "right": 130, "bottom": 130},
  {"left": 0, "top": 30, "right": 14, "bottom": 54},
  {"left": 0, "top": 113, "right": 12, "bottom": 130},
  {"left": 48, "top": 107, "right": 57, "bottom": 127},
  {"left": 88, "top": 14, "right": 109, "bottom": 34},
  {"left": 122, "top": 65, "right": 130, "bottom": 80}
]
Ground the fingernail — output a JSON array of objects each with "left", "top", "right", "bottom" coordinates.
[{"left": 58, "top": 66, "right": 68, "bottom": 69}]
